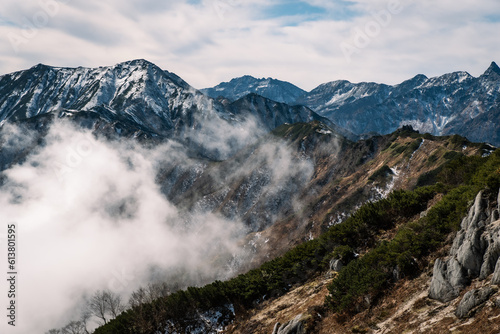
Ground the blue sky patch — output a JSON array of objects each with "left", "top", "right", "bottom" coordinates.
[
  {"left": 260, "top": 0, "right": 359, "bottom": 23},
  {"left": 263, "top": 1, "right": 327, "bottom": 19}
]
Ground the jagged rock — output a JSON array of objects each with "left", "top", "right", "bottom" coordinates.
[
  {"left": 429, "top": 190, "right": 500, "bottom": 302},
  {"left": 451, "top": 192, "right": 488, "bottom": 277},
  {"left": 429, "top": 258, "right": 469, "bottom": 302},
  {"left": 492, "top": 258, "right": 500, "bottom": 285},
  {"left": 455, "top": 287, "right": 496, "bottom": 318},
  {"left": 479, "top": 221, "right": 500, "bottom": 279},
  {"left": 271, "top": 314, "right": 305, "bottom": 334},
  {"left": 485, "top": 190, "right": 500, "bottom": 281},
  {"left": 329, "top": 258, "right": 343, "bottom": 272}
]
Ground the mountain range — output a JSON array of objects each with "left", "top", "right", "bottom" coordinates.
[
  {"left": 1, "top": 60, "right": 499, "bottom": 147},
  {"left": 0, "top": 59, "right": 325, "bottom": 150},
  {"left": 201, "top": 75, "right": 306, "bottom": 104},
  {"left": 203, "top": 62, "right": 500, "bottom": 145}
]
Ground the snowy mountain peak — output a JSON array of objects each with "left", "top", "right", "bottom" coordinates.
[
  {"left": 0, "top": 60, "right": 213, "bottom": 135},
  {"left": 201, "top": 75, "right": 306, "bottom": 104},
  {"left": 483, "top": 61, "right": 500, "bottom": 78},
  {"left": 419, "top": 71, "right": 474, "bottom": 88}
]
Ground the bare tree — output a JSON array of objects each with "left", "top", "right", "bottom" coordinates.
[
  {"left": 129, "top": 287, "right": 147, "bottom": 308},
  {"left": 80, "top": 311, "right": 91, "bottom": 334},
  {"left": 129, "top": 282, "right": 171, "bottom": 308},
  {"left": 106, "top": 290, "right": 125, "bottom": 318},
  {"left": 45, "top": 329, "right": 62, "bottom": 334},
  {"left": 61, "top": 320, "right": 87, "bottom": 334},
  {"left": 87, "top": 289, "right": 125, "bottom": 325},
  {"left": 88, "top": 290, "right": 110, "bottom": 325}
]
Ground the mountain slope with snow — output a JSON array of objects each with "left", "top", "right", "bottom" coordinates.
[
  {"left": 0, "top": 60, "right": 338, "bottom": 159},
  {"left": 201, "top": 75, "right": 306, "bottom": 104},
  {"left": 206, "top": 62, "right": 500, "bottom": 146},
  {"left": 300, "top": 62, "right": 500, "bottom": 145},
  {"left": 0, "top": 59, "right": 221, "bottom": 136}
]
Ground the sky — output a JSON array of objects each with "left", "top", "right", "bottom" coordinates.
[{"left": 0, "top": 0, "right": 499, "bottom": 92}]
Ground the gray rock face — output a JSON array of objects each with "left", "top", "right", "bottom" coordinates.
[
  {"left": 451, "top": 192, "right": 488, "bottom": 278},
  {"left": 329, "top": 258, "right": 344, "bottom": 272},
  {"left": 492, "top": 258, "right": 500, "bottom": 285},
  {"left": 271, "top": 314, "right": 305, "bottom": 334},
  {"left": 428, "top": 258, "right": 469, "bottom": 302},
  {"left": 455, "top": 287, "right": 496, "bottom": 318},
  {"left": 429, "top": 190, "right": 500, "bottom": 302}
]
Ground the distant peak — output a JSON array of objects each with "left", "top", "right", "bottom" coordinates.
[
  {"left": 413, "top": 74, "right": 428, "bottom": 81},
  {"left": 483, "top": 61, "right": 500, "bottom": 77},
  {"left": 231, "top": 75, "right": 259, "bottom": 82},
  {"left": 31, "top": 63, "right": 51, "bottom": 70},
  {"left": 118, "top": 59, "right": 155, "bottom": 68}
]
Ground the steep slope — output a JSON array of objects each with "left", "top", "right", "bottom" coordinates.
[
  {"left": 201, "top": 75, "right": 306, "bottom": 104},
  {"left": 91, "top": 124, "right": 498, "bottom": 334},
  {"left": 222, "top": 93, "right": 356, "bottom": 141},
  {"left": 225, "top": 148, "right": 500, "bottom": 334}
]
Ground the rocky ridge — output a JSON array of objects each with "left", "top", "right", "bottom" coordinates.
[{"left": 429, "top": 189, "right": 500, "bottom": 311}]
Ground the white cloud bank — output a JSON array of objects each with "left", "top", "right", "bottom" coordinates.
[
  {"left": 0, "top": 121, "right": 250, "bottom": 333},
  {"left": 0, "top": 113, "right": 316, "bottom": 333}
]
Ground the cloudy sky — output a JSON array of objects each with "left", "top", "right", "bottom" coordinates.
[{"left": 0, "top": 0, "right": 499, "bottom": 90}]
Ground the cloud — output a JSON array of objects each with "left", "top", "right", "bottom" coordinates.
[
  {"left": 0, "top": 0, "right": 498, "bottom": 90},
  {"left": 0, "top": 111, "right": 317, "bottom": 333},
  {"left": 0, "top": 120, "right": 251, "bottom": 333}
]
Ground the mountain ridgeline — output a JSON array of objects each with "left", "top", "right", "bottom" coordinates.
[
  {"left": 0, "top": 59, "right": 326, "bottom": 156},
  {"left": 203, "top": 62, "right": 500, "bottom": 146},
  {"left": 2, "top": 60, "right": 499, "bottom": 145}
]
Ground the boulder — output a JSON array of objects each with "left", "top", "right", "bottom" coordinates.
[
  {"left": 271, "top": 314, "right": 305, "bottom": 334},
  {"left": 455, "top": 287, "right": 496, "bottom": 318},
  {"left": 329, "top": 258, "right": 343, "bottom": 272},
  {"left": 429, "top": 258, "right": 469, "bottom": 302}
]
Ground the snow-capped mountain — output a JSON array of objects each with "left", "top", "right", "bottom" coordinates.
[
  {"left": 0, "top": 59, "right": 221, "bottom": 136},
  {"left": 0, "top": 60, "right": 331, "bottom": 141},
  {"left": 207, "top": 62, "right": 500, "bottom": 146},
  {"left": 201, "top": 75, "right": 306, "bottom": 104},
  {"left": 299, "top": 62, "right": 500, "bottom": 145},
  {"left": 3, "top": 60, "right": 499, "bottom": 146}
]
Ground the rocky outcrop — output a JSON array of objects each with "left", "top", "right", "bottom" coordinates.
[
  {"left": 329, "top": 258, "right": 344, "bottom": 272},
  {"left": 271, "top": 314, "right": 306, "bottom": 334},
  {"left": 428, "top": 258, "right": 469, "bottom": 302},
  {"left": 455, "top": 287, "right": 497, "bottom": 318},
  {"left": 429, "top": 189, "right": 500, "bottom": 307}
]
